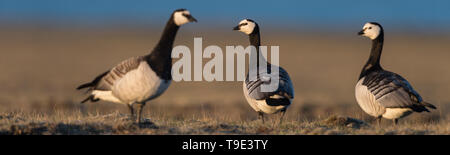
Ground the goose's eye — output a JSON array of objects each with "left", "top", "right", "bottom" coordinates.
[
  {"left": 368, "top": 27, "right": 372, "bottom": 29},
  {"left": 239, "top": 23, "right": 248, "bottom": 27}
]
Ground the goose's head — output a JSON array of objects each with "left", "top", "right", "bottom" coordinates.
[
  {"left": 233, "top": 19, "right": 258, "bottom": 35},
  {"left": 173, "top": 9, "right": 197, "bottom": 26},
  {"left": 358, "top": 22, "right": 383, "bottom": 40}
]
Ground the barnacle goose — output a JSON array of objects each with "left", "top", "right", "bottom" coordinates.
[
  {"left": 77, "top": 9, "right": 197, "bottom": 123},
  {"left": 233, "top": 19, "right": 295, "bottom": 124},
  {"left": 355, "top": 22, "right": 436, "bottom": 125}
]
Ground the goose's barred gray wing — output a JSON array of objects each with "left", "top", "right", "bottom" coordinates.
[
  {"left": 96, "top": 56, "right": 144, "bottom": 90},
  {"left": 362, "top": 70, "right": 435, "bottom": 112},
  {"left": 77, "top": 56, "right": 144, "bottom": 92},
  {"left": 245, "top": 66, "right": 294, "bottom": 101}
]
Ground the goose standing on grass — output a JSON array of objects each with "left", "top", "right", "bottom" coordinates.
[
  {"left": 355, "top": 22, "right": 436, "bottom": 125},
  {"left": 233, "top": 19, "right": 294, "bottom": 124},
  {"left": 76, "top": 9, "right": 197, "bottom": 123}
]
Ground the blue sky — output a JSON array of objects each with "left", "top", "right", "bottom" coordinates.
[{"left": 0, "top": 0, "right": 449, "bottom": 31}]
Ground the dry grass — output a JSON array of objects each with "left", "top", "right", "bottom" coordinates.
[
  {"left": 1, "top": 97, "right": 448, "bottom": 135},
  {"left": 0, "top": 26, "right": 449, "bottom": 135}
]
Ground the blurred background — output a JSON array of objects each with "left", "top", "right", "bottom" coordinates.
[
  {"left": 1, "top": 0, "right": 449, "bottom": 31},
  {"left": 0, "top": 0, "right": 449, "bottom": 123}
]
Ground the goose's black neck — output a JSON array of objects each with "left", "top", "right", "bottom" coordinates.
[
  {"left": 249, "top": 26, "right": 261, "bottom": 47},
  {"left": 248, "top": 25, "right": 268, "bottom": 71},
  {"left": 146, "top": 15, "right": 180, "bottom": 80},
  {"left": 359, "top": 32, "right": 384, "bottom": 79},
  {"left": 153, "top": 16, "right": 180, "bottom": 56}
]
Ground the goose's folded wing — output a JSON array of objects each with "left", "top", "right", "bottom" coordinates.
[
  {"left": 245, "top": 67, "right": 294, "bottom": 100},
  {"left": 363, "top": 71, "right": 423, "bottom": 110},
  {"left": 93, "top": 56, "right": 144, "bottom": 91}
]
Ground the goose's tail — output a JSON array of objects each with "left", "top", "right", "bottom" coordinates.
[
  {"left": 77, "top": 82, "right": 93, "bottom": 90},
  {"left": 422, "top": 101, "right": 437, "bottom": 110},
  {"left": 80, "top": 95, "right": 99, "bottom": 104}
]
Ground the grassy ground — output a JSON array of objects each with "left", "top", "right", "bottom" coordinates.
[
  {"left": 1, "top": 98, "right": 448, "bottom": 135},
  {"left": 0, "top": 26, "right": 449, "bottom": 135}
]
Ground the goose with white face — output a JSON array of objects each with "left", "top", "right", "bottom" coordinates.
[
  {"left": 233, "top": 19, "right": 257, "bottom": 35},
  {"left": 358, "top": 22, "right": 382, "bottom": 40},
  {"left": 173, "top": 9, "right": 197, "bottom": 26}
]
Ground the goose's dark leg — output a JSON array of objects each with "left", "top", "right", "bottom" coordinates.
[
  {"left": 127, "top": 104, "right": 135, "bottom": 122},
  {"left": 376, "top": 116, "right": 382, "bottom": 127},
  {"left": 279, "top": 110, "right": 286, "bottom": 125},
  {"left": 258, "top": 112, "right": 265, "bottom": 124},
  {"left": 137, "top": 102, "right": 146, "bottom": 124},
  {"left": 393, "top": 119, "right": 398, "bottom": 126}
]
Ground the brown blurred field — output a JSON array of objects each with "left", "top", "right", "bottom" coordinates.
[{"left": 0, "top": 25, "right": 449, "bottom": 134}]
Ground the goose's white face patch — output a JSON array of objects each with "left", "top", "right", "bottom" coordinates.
[
  {"left": 361, "top": 23, "right": 381, "bottom": 40},
  {"left": 173, "top": 10, "right": 191, "bottom": 26},
  {"left": 238, "top": 19, "right": 256, "bottom": 35}
]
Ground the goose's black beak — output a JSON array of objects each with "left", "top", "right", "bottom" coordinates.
[
  {"left": 358, "top": 30, "right": 364, "bottom": 35},
  {"left": 186, "top": 14, "right": 197, "bottom": 22},
  {"left": 233, "top": 25, "right": 240, "bottom": 30}
]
